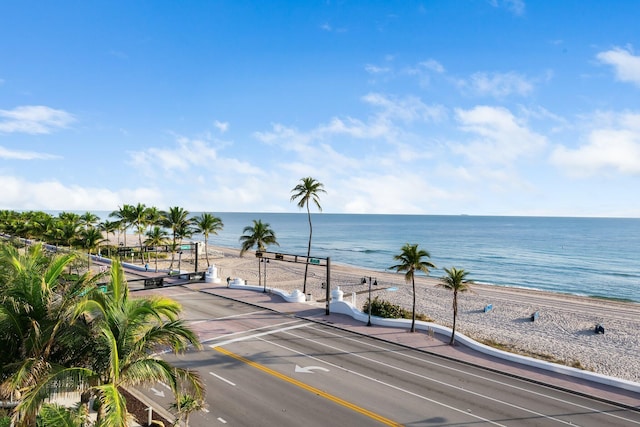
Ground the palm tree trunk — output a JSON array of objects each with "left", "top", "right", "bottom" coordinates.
[
  {"left": 450, "top": 292, "right": 459, "bottom": 344},
  {"left": 303, "top": 204, "right": 312, "bottom": 294},
  {"left": 411, "top": 277, "right": 416, "bottom": 332},
  {"left": 205, "top": 237, "right": 210, "bottom": 267}
]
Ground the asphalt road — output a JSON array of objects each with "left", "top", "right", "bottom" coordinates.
[{"left": 135, "top": 288, "right": 640, "bottom": 426}]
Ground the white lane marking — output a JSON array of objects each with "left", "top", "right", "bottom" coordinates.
[
  {"left": 310, "top": 326, "right": 638, "bottom": 425},
  {"left": 273, "top": 331, "right": 585, "bottom": 426},
  {"left": 190, "top": 310, "right": 266, "bottom": 325},
  {"left": 150, "top": 387, "right": 165, "bottom": 397},
  {"left": 208, "top": 322, "right": 309, "bottom": 348},
  {"left": 200, "top": 320, "right": 304, "bottom": 345},
  {"left": 295, "top": 365, "right": 330, "bottom": 374},
  {"left": 217, "top": 417, "right": 227, "bottom": 423},
  {"left": 258, "top": 336, "right": 505, "bottom": 426},
  {"left": 210, "top": 371, "right": 236, "bottom": 386}
]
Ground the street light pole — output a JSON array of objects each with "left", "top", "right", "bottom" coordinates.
[
  {"left": 262, "top": 258, "right": 269, "bottom": 293},
  {"left": 362, "top": 276, "right": 377, "bottom": 326}
]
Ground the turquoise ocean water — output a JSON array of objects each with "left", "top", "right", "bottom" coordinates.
[
  {"left": 197, "top": 213, "right": 640, "bottom": 303},
  {"left": 90, "top": 212, "right": 640, "bottom": 303}
]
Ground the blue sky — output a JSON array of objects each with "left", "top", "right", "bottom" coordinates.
[{"left": 1, "top": 1, "right": 640, "bottom": 217}]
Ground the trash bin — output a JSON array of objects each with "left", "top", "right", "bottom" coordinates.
[{"left": 306, "top": 293, "right": 313, "bottom": 302}]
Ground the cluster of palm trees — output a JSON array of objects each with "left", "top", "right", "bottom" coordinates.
[
  {"left": 0, "top": 205, "right": 225, "bottom": 272},
  {"left": 108, "top": 204, "right": 224, "bottom": 271},
  {"left": 390, "top": 243, "right": 474, "bottom": 345},
  {"left": 0, "top": 243, "right": 204, "bottom": 426}
]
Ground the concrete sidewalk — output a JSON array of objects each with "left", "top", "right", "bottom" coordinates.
[{"left": 178, "top": 280, "right": 640, "bottom": 410}]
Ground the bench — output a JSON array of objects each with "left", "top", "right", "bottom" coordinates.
[
  {"left": 530, "top": 311, "right": 539, "bottom": 322},
  {"left": 144, "top": 277, "right": 164, "bottom": 288},
  {"left": 484, "top": 304, "right": 493, "bottom": 313}
]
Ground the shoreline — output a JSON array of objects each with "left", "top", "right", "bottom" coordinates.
[{"left": 105, "top": 237, "right": 640, "bottom": 383}]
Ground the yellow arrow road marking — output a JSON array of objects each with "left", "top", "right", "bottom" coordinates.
[{"left": 214, "top": 347, "right": 402, "bottom": 427}]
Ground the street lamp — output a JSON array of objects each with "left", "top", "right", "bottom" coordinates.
[
  {"left": 261, "top": 258, "right": 270, "bottom": 293},
  {"left": 361, "top": 276, "right": 377, "bottom": 326}
]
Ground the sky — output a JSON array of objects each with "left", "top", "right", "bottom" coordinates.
[{"left": 1, "top": 1, "right": 640, "bottom": 217}]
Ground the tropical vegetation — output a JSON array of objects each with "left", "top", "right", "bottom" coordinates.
[
  {"left": 436, "top": 267, "right": 474, "bottom": 345},
  {"left": 389, "top": 243, "right": 436, "bottom": 332},
  {"left": 290, "top": 177, "right": 325, "bottom": 294},
  {"left": 0, "top": 242, "right": 204, "bottom": 426},
  {"left": 192, "top": 213, "right": 224, "bottom": 267},
  {"left": 239, "top": 220, "right": 279, "bottom": 288}
]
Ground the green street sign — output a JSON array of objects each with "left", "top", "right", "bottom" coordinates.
[{"left": 309, "top": 258, "right": 320, "bottom": 265}]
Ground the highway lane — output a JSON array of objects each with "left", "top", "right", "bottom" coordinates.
[{"left": 136, "top": 288, "right": 640, "bottom": 426}]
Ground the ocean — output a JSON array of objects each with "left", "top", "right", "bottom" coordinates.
[{"left": 192, "top": 213, "right": 640, "bottom": 303}]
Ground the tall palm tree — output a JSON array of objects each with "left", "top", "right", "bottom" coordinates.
[
  {"left": 78, "top": 227, "right": 106, "bottom": 269},
  {"left": 290, "top": 177, "right": 326, "bottom": 294},
  {"left": 436, "top": 267, "right": 474, "bottom": 345},
  {"left": 192, "top": 213, "right": 224, "bottom": 267},
  {"left": 98, "top": 220, "right": 120, "bottom": 257},
  {"left": 161, "top": 207, "right": 193, "bottom": 271},
  {"left": 109, "top": 204, "right": 135, "bottom": 247},
  {"left": 145, "top": 226, "right": 169, "bottom": 272},
  {"left": 128, "top": 203, "right": 150, "bottom": 264},
  {"left": 74, "top": 259, "right": 204, "bottom": 426},
  {"left": 239, "top": 220, "right": 279, "bottom": 288},
  {"left": 389, "top": 243, "right": 436, "bottom": 332}
]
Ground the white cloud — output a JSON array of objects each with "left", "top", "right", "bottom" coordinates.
[
  {"left": 551, "top": 112, "right": 640, "bottom": 176},
  {"left": 457, "top": 71, "right": 534, "bottom": 97},
  {"left": 214, "top": 120, "right": 229, "bottom": 133},
  {"left": 489, "top": 0, "right": 525, "bottom": 16},
  {"left": 419, "top": 59, "right": 445, "bottom": 73},
  {"left": 0, "top": 105, "right": 76, "bottom": 134},
  {"left": 0, "top": 146, "right": 61, "bottom": 160},
  {"left": 596, "top": 46, "right": 640, "bottom": 87},
  {"left": 362, "top": 93, "right": 446, "bottom": 124},
  {"left": 365, "top": 64, "right": 391, "bottom": 74},
  {"left": 452, "top": 105, "right": 546, "bottom": 165},
  {"left": 0, "top": 175, "right": 159, "bottom": 211},
  {"left": 405, "top": 59, "right": 445, "bottom": 87}
]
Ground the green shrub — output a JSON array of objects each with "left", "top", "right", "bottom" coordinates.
[
  {"left": 0, "top": 416, "right": 11, "bottom": 427},
  {"left": 362, "top": 296, "right": 433, "bottom": 322}
]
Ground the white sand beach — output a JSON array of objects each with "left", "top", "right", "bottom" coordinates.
[
  {"left": 192, "top": 245, "right": 640, "bottom": 384},
  {"left": 112, "top": 238, "right": 640, "bottom": 384}
]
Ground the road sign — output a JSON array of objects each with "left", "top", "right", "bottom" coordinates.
[{"left": 309, "top": 258, "right": 320, "bottom": 265}]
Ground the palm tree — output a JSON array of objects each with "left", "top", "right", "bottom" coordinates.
[
  {"left": 389, "top": 243, "right": 436, "bottom": 332},
  {"left": 127, "top": 203, "right": 151, "bottom": 264},
  {"left": 170, "top": 392, "right": 205, "bottom": 427},
  {"left": 36, "top": 403, "right": 89, "bottom": 427},
  {"left": 79, "top": 212, "right": 100, "bottom": 230},
  {"left": 78, "top": 227, "right": 106, "bottom": 269},
  {"left": 0, "top": 244, "right": 96, "bottom": 426},
  {"left": 436, "top": 267, "right": 474, "bottom": 345},
  {"left": 98, "top": 220, "right": 120, "bottom": 257},
  {"left": 74, "top": 259, "right": 204, "bottom": 426},
  {"left": 192, "top": 213, "right": 224, "bottom": 267},
  {"left": 161, "top": 207, "right": 193, "bottom": 271},
  {"left": 239, "top": 220, "right": 278, "bottom": 288},
  {"left": 145, "top": 226, "right": 169, "bottom": 272},
  {"left": 290, "top": 177, "right": 326, "bottom": 294},
  {"left": 109, "top": 204, "right": 135, "bottom": 247}
]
